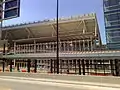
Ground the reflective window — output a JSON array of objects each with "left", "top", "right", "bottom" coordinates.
[
  {"left": 4, "top": 8, "right": 18, "bottom": 18},
  {"left": 105, "top": 13, "right": 120, "bottom": 21}
]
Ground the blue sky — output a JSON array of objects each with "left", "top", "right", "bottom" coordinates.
[{"left": 3, "top": 0, "right": 106, "bottom": 44}]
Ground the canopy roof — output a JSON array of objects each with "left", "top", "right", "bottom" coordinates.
[{"left": 2, "top": 13, "right": 101, "bottom": 43}]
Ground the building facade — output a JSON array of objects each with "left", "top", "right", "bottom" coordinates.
[
  {"left": 1, "top": 13, "right": 120, "bottom": 76},
  {"left": 103, "top": 0, "right": 120, "bottom": 50}
]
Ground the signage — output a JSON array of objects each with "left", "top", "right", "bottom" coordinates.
[
  {"left": 0, "top": 0, "right": 20, "bottom": 20},
  {"left": 4, "top": 0, "right": 20, "bottom": 19}
]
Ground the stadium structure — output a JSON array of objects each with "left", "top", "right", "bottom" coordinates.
[{"left": 0, "top": 13, "right": 120, "bottom": 76}]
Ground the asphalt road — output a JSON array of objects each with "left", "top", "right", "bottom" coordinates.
[
  {"left": 0, "top": 75, "right": 119, "bottom": 90},
  {"left": 0, "top": 80, "right": 88, "bottom": 90}
]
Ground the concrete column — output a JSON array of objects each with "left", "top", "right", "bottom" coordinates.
[
  {"left": 103, "top": 59, "right": 106, "bottom": 75},
  {"left": 83, "top": 40, "right": 85, "bottom": 51},
  {"left": 94, "top": 60, "right": 97, "bottom": 74},
  {"left": 115, "top": 59, "right": 119, "bottom": 76},
  {"left": 14, "top": 42, "right": 16, "bottom": 54},
  {"left": 54, "top": 60, "right": 56, "bottom": 73},
  {"left": 34, "top": 60, "right": 37, "bottom": 73},
  {"left": 90, "top": 38, "right": 93, "bottom": 51},
  {"left": 110, "top": 60, "right": 114, "bottom": 76},
  {"left": 50, "top": 59, "right": 53, "bottom": 73},
  {"left": 82, "top": 59, "right": 85, "bottom": 75},
  {"left": 10, "top": 60, "right": 12, "bottom": 72},
  {"left": 67, "top": 41, "right": 69, "bottom": 51},
  {"left": 79, "top": 40, "right": 81, "bottom": 51},
  {"left": 78, "top": 59, "right": 81, "bottom": 75},
  {"left": 87, "top": 40, "right": 90, "bottom": 51},
  {"left": 2, "top": 59, "right": 5, "bottom": 72},
  {"left": 27, "top": 59, "right": 31, "bottom": 73},
  {"left": 75, "top": 41, "right": 77, "bottom": 51},
  {"left": 17, "top": 62, "right": 20, "bottom": 72},
  {"left": 63, "top": 42, "right": 65, "bottom": 52},
  {"left": 34, "top": 40, "right": 36, "bottom": 53},
  {"left": 67, "top": 60, "right": 69, "bottom": 74}
]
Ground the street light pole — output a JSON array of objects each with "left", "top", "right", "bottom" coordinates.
[{"left": 56, "top": 0, "right": 59, "bottom": 74}]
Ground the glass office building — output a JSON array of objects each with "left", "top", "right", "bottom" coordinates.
[{"left": 103, "top": 0, "right": 120, "bottom": 50}]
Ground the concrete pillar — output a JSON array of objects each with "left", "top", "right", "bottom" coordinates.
[
  {"left": 74, "top": 60, "right": 77, "bottom": 74},
  {"left": 87, "top": 40, "right": 90, "bottom": 51},
  {"left": 110, "top": 60, "right": 114, "bottom": 76},
  {"left": 54, "top": 60, "right": 56, "bottom": 73},
  {"left": 27, "top": 59, "right": 31, "bottom": 73},
  {"left": 34, "top": 40, "right": 36, "bottom": 53},
  {"left": 67, "top": 60, "right": 69, "bottom": 74},
  {"left": 79, "top": 40, "right": 81, "bottom": 51},
  {"left": 94, "top": 60, "right": 97, "bottom": 74},
  {"left": 78, "top": 59, "right": 81, "bottom": 75},
  {"left": 34, "top": 60, "right": 37, "bottom": 73},
  {"left": 2, "top": 59, "right": 5, "bottom": 72},
  {"left": 115, "top": 59, "right": 119, "bottom": 76},
  {"left": 50, "top": 59, "right": 53, "bottom": 73},
  {"left": 103, "top": 59, "right": 106, "bottom": 75},
  {"left": 17, "top": 62, "right": 20, "bottom": 72},
  {"left": 82, "top": 59, "right": 85, "bottom": 75},
  {"left": 90, "top": 38, "right": 93, "bottom": 51},
  {"left": 83, "top": 40, "right": 85, "bottom": 51},
  {"left": 10, "top": 60, "right": 12, "bottom": 72},
  {"left": 63, "top": 42, "right": 65, "bottom": 52},
  {"left": 14, "top": 42, "right": 16, "bottom": 54}
]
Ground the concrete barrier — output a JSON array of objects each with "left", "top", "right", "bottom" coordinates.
[{"left": 0, "top": 72, "right": 120, "bottom": 85}]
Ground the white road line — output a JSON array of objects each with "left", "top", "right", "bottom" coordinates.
[
  {"left": 0, "top": 77, "right": 119, "bottom": 90},
  {"left": 0, "top": 76, "right": 120, "bottom": 88}
]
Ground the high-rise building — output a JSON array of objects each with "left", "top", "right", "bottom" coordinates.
[{"left": 103, "top": 0, "right": 120, "bottom": 50}]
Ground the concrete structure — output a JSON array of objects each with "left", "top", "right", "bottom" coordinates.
[
  {"left": 103, "top": 0, "right": 120, "bottom": 50},
  {"left": 0, "top": 13, "right": 120, "bottom": 76}
]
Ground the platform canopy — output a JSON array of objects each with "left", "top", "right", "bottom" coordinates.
[{"left": 2, "top": 13, "right": 101, "bottom": 43}]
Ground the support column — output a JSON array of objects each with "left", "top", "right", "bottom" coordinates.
[
  {"left": 115, "top": 59, "right": 119, "bottom": 76},
  {"left": 54, "top": 60, "right": 56, "bottom": 73},
  {"left": 103, "top": 59, "right": 106, "bottom": 75},
  {"left": 110, "top": 60, "right": 114, "bottom": 76},
  {"left": 17, "top": 62, "right": 20, "bottom": 72},
  {"left": 87, "top": 40, "right": 90, "bottom": 51},
  {"left": 27, "top": 59, "right": 31, "bottom": 73},
  {"left": 34, "top": 40, "right": 36, "bottom": 53},
  {"left": 10, "top": 60, "right": 12, "bottom": 72},
  {"left": 83, "top": 40, "right": 85, "bottom": 51},
  {"left": 34, "top": 60, "right": 37, "bottom": 73},
  {"left": 2, "top": 59, "right": 5, "bottom": 72},
  {"left": 63, "top": 42, "right": 65, "bottom": 52},
  {"left": 79, "top": 40, "right": 81, "bottom": 51},
  {"left": 74, "top": 60, "right": 77, "bottom": 74},
  {"left": 82, "top": 59, "right": 85, "bottom": 75},
  {"left": 50, "top": 59, "right": 53, "bottom": 73},
  {"left": 14, "top": 42, "right": 16, "bottom": 54},
  {"left": 78, "top": 59, "right": 81, "bottom": 75},
  {"left": 67, "top": 60, "right": 69, "bottom": 74},
  {"left": 90, "top": 38, "right": 93, "bottom": 51},
  {"left": 94, "top": 60, "right": 97, "bottom": 74}
]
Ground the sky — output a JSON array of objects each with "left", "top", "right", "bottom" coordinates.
[{"left": 3, "top": 0, "right": 106, "bottom": 44}]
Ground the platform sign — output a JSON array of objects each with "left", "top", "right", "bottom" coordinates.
[{"left": 4, "top": 0, "right": 20, "bottom": 19}]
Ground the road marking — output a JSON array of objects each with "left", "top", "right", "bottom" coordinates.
[{"left": 0, "top": 77, "right": 119, "bottom": 90}]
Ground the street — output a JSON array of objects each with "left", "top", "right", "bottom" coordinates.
[
  {"left": 0, "top": 79, "right": 87, "bottom": 90},
  {"left": 0, "top": 76, "right": 119, "bottom": 90}
]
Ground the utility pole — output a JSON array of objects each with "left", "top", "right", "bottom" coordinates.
[{"left": 56, "top": 0, "right": 59, "bottom": 74}]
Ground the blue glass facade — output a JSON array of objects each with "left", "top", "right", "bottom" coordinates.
[{"left": 103, "top": 0, "right": 120, "bottom": 50}]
